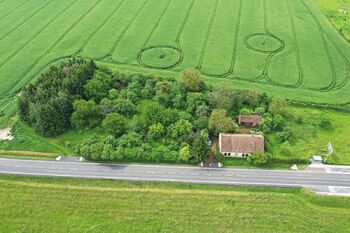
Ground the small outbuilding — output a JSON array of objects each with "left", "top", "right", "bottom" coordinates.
[
  {"left": 238, "top": 115, "right": 262, "bottom": 127},
  {"left": 219, "top": 133, "right": 265, "bottom": 158}
]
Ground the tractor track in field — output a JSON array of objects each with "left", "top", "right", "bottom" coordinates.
[
  {"left": 201, "top": 0, "right": 243, "bottom": 78},
  {"left": 136, "top": 0, "right": 173, "bottom": 68},
  {"left": 0, "top": 0, "right": 78, "bottom": 70},
  {"left": 284, "top": 0, "right": 304, "bottom": 88},
  {"left": 17, "top": 0, "right": 104, "bottom": 82},
  {"left": 0, "top": 0, "right": 8, "bottom": 6},
  {"left": 257, "top": 0, "right": 287, "bottom": 86},
  {"left": 301, "top": 0, "right": 337, "bottom": 91},
  {"left": 137, "top": 0, "right": 185, "bottom": 70},
  {"left": 138, "top": 0, "right": 172, "bottom": 51},
  {"left": 0, "top": 0, "right": 29, "bottom": 22},
  {"left": 196, "top": 0, "right": 220, "bottom": 70},
  {"left": 103, "top": 0, "right": 196, "bottom": 70},
  {"left": 0, "top": 0, "right": 100, "bottom": 100},
  {"left": 77, "top": 0, "right": 127, "bottom": 56},
  {"left": 0, "top": 0, "right": 55, "bottom": 42},
  {"left": 172, "top": 0, "right": 197, "bottom": 71},
  {"left": 107, "top": 0, "right": 149, "bottom": 62}
]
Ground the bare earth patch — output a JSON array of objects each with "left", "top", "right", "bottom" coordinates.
[{"left": 0, "top": 128, "right": 13, "bottom": 141}]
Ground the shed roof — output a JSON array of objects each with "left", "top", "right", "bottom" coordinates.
[{"left": 238, "top": 115, "right": 262, "bottom": 124}]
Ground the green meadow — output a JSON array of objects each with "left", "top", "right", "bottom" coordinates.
[
  {"left": 0, "top": 175, "right": 349, "bottom": 232},
  {"left": 1, "top": 0, "right": 350, "bottom": 123}
]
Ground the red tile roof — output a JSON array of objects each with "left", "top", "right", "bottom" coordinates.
[
  {"left": 238, "top": 115, "right": 262, "bottom": 125},
  {"left": 219, "top": 134, "right": 264, "bottom": 154}
]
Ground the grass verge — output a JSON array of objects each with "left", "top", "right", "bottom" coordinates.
[{"left": 0, "top": 175, "right": 349, "bottom": 232}]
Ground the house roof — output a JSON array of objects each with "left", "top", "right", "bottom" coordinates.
[
  {"left": 238, "top": 115, "right": 262, "bottom": 124},
  {"left": 219, "top": 134, "right": 264, "bottom": 154}
]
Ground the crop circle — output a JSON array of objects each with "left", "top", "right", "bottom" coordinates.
[
  {"left": 138, "top": 46, "right": 183, "bottom": 69},
  {"left": 245, "top": 34, "right": 283, "bottom": 53}
]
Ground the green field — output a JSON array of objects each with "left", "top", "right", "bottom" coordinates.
[
  {"left": 0, "top": 175, "right": 349, "bottom": 232},
  {"left": 1, "top": 0, "right": 350, "bottom": 121}
]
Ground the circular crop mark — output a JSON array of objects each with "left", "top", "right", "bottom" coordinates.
[
  {"left": 245, "top": 34, "right": 284, "bottom": 53},
  {"left": 138, "top": 46, "right": 183, "bottom": 69}
]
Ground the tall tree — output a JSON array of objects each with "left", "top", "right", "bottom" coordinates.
[
  {"left": 180, "top": 69, "right": 204, "bottom": 92},
  {"left": 191, "top": 130, "right": 209, "bottom": 163}
]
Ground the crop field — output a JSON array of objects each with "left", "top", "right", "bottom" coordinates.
[{"left": 1, "top": 0, "right": 350, "bottom": 118}]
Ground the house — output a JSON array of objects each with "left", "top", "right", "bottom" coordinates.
[
  {"left": 219, "top": 133, "right": 264, "bottom": 158},
  {"left": 238, "top": 115, "right": 262, "bottom": 127}
]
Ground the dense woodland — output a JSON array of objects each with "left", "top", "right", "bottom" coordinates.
[{"left": 19, "top": 59, "right": 301, "bottom": 164}]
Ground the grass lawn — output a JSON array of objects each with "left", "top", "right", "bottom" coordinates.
[{"left": 0, "top": 175, "right": 349, "bottom": 232}]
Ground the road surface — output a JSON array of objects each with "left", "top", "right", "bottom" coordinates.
[{"left": 0, "top": 158, "right": 350, "bottom": 196}]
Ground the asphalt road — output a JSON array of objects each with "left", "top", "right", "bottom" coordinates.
[{"left": 1, "top": 158, "right": 350, "bottom": 195}]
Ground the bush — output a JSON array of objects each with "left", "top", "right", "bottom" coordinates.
[
  {"left": 319, "top": 116, "right": 333, "bottom": 130},
  {"left": 277, "top": 127, "right": 293, "bottom": 143},
  {"left": 247, "top": 151, "right": 271, "bottom": 165},
  {"left": 179, "top": 144, "right": 191, "bottom": 162}
]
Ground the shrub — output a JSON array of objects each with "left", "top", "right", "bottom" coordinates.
[
  {"left": 179, "top": 144, "right": 191, "bottom": 162},
  {"left": 277, "top": 127, "right": 293, "bottom": 143},
  {"left": 247, "top": 151, "right": 271, "bottom": 165}
]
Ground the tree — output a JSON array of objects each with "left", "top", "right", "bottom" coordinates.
[
  {"left": 240, "top": 108, "right": 254, "bottom": 115},
  {"left": 172, "top": 119, "right": 193, "bottom": 140},
  {"left": 247, "top": 151, "right": 270, "bottom": 165},
  {"left": 241, "top": 89, "right": 260, "bottom": 107},
  {"left": 180, "top": 69, "right": 204, "bottom": 91},
  {"left": 142, "top": 102, "right": 167, "bottom": 126},
  {"left": 191, "top": 130, "right": 209, "bottom": 163},
  {"left": 259, "top": 115, "right": 273, "bottom": 134},
  {"left": 29, "top": 94, "right": 72, "bottom": 137},
  {"left": 148, "top": 123, "right": 165, "bottom": 140},
  {"left": 114, "top": 98, "right": 136, "bottom": 117},
  {"left": 209, "top": 86, "right": 237, "bottom": 111},
  {"left": 186, "top": 92, "right": 208, "bottom": 113},
  {"left": 71, "top": 99, "right": 101, "bottom": 129},
  {"left": 179, "top": 144, "right": 191, "bottom": 162},
  {"left": 84, "top": 71, "right": 113, "bottom": 102},
  {"left": 269, "top": 97, "right": 287, "bottom": 115},
  {"left": 194, "top": 116, "right": 209, "bottom": 131},
  {"left": 209, "top": 109, "right": 238, "bottom": 135},
  {"left": 102, "top": 113, "right": 127, "bottom": 137}
]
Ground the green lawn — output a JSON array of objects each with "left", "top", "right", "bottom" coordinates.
[
  {"left": 268, "top": 105, "right": 350, "bottom": 165},
  {"left": 2, "top": 0, "right": 350, "bottom": 125},
  {"left": 0, "top": 175, "right": 349, "bottom": 232}
]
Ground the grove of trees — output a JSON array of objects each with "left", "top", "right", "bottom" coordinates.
[{"left": 19, "top": 60, "right": 291, "bottom": 164}]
